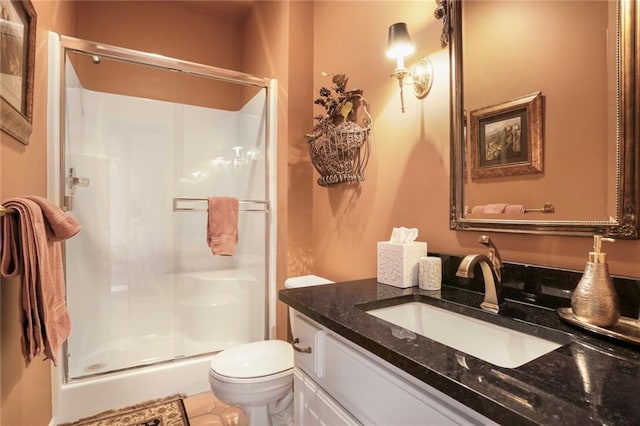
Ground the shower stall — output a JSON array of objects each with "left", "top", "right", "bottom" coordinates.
[{"left": 47, "top": 33, "right": 277, "bottom": 423}]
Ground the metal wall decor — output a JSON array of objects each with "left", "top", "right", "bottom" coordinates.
[
  {"left": 434, "top": 0, "right": 450, "bottom": 48},
  {"left": 307, "top": 74, "right": 372, "bottom": 187}
]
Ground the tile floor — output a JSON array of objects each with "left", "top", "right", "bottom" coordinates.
[{"left": 183, "top": 392, "right": 248, "bottom": 426}]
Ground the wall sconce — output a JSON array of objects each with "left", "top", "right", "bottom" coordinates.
[{"left": 386, "top": 22, "right": 434, "bottom": 113}]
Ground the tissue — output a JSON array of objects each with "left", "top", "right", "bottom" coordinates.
[
  {"left": 390, "top": 227, "right": 418, "bottom": 243},
  {"left": 377, "top": 228, "right": 427, "bottom": 288}
]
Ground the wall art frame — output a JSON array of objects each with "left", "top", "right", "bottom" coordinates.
[
  {"left": 0, "top": 0, "right": 37, "bottom": 145},
  {"left": 469, "top": 91, "right": 544, "bottom": 180}
]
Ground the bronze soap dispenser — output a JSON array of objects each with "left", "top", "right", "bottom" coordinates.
[{"left": 571, "top": 235, "right": 620, "bottom": 327}]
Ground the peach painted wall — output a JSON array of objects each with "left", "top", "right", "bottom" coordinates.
[
  {"left": 309, "top": 1, "right": 640, "bottom": 283},
  {"left": 310, "top": 1, "right": 451, "bottom": 282},
  {"left": 283, "top": 1, "right": 314, "bottom": 338},
  {"left": 0, "top": 2, "right": 77, "bottom": 425},
  {"left": 243, "top": 1, "right": 289, "bottom": 341},
  {"left": 72, "top": 0, "right": 253, "bottom": 111},
  {"left": 243, "top": 1, "right": 315, "bottom": 341},
  {"left": 74, "top": 0, "right": 247, "bottom": 111},
  {"left": 76, "top": 1, "right": 243, "bottom": 71}
]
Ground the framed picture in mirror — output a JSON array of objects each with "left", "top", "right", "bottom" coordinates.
[
  {"left": 469, "top": 91, "right": 543, "bottom": 180},
  {"left": 0, "top": 0, "right": 37, "bottom": 145}
]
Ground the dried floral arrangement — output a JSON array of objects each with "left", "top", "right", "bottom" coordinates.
[{"left": 306, "top": 73, "right": 372, "bottom": 187}]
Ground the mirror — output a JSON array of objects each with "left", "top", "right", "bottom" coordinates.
[{"left": 446, "top": 0, "right": 639, "bottom": 238}]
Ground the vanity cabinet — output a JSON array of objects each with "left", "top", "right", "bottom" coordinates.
[
  {"left": 292, "top": 312, "right": 358, "bottom": 425},
  {"left": 291, "top": 311, "right": 496, "bottom": 426}
]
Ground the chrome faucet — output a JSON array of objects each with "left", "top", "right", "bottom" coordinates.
[{"left": 456, "top": 235, "right": 505, "bottom": 314}]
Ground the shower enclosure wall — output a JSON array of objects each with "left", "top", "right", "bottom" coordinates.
[{"left": 48, "top": 33, "right": 277, "bottom": 422}]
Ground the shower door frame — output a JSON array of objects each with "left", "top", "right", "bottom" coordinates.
[{"left": 54, "top": 35, "right": 278, "bottom": 383}]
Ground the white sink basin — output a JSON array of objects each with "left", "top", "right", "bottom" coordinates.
[{"left": 367, "top": 302, "right": 567, "bottom": 368}]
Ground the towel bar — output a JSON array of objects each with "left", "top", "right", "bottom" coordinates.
[
  {"left": 468, "top": 203, "right": 555, "bottom": 214},
  {"left": 173, "top": 197, "right": 270, "bottom": 213},
  {"left": 524, "top": 203, "right": 555, "bottom": 213},
  {"left": 0, "top": 205, "right": 15, "bottom": 216}
]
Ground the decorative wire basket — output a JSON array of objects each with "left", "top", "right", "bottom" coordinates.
[{"left": 308, "top": 99, "right": 372, "bottom": 187}]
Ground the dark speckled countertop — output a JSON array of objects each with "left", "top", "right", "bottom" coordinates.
[{"left": 279, "top": 278, "right": 640, "bottom": 426}]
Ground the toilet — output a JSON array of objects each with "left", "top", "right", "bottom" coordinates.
[{"left": 208, "top": 275, "right": 334, "bottom": 426}]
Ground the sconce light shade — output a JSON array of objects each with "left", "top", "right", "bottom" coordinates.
[
  {"left": 386, "top": 22, "right": 415, "bottom": 59},
  {"left": 386, "top": 22, "right": 430, "bottom": 113}
]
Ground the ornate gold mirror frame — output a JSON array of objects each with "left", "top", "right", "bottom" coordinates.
[
  {"left": 444, "top": 0, "right": 640, "bottom": 238},
  {"left": 0, "top": 0, "right": 36, "bottom": 145}
]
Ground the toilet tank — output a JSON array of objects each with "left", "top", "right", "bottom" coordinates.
[
  {"left": 284, "top": 275, "right": 334, "bottom": 330},
  {"left": 284, "top": 275, "right": 334, "bottom": 289}
]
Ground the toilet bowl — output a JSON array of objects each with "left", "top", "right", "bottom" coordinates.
[
  {"left": 209, "top": 340, "right": 294, "bottom": 425},
  {"left": 208, "top": 275, "right": 334, "bottom": 426}
]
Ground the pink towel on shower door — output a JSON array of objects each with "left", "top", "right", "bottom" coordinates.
[{"left": 207, "top": 197, "right": 239, "bottom": 256}]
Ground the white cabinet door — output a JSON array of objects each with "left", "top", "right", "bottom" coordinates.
[
  {"left": 292, "top": 313, "right": 324, "bottom": 379},
  {"left": 294, "top": 368, "right": 360, "bottom": 426},
  {"left": 294, "top": 368, "right": 322, "bottom": 426}
]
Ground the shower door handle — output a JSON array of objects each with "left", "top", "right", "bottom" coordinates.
[
  {"left": 72, "top": 176, "right": 90, "bottom": 187},
  {"left": 68, "top": 167, "right": 90, "bottom": 189},
  {"left": 65, "top": 167, "right": 91, "bottom": 211}
]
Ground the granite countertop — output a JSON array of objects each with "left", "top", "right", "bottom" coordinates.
[{"left": 279, "top": 278, "right": 640, "bottom": 426}]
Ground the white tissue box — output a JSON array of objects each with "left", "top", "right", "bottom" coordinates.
[{"left": 377, "top": 241, "right": 428, "bottom": 288}]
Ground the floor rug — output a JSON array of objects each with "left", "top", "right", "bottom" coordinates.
[{"left": 61, "top": 394, "right": 190, "bottom": 426}]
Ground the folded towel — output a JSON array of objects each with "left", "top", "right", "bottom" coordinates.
[
  {"left": 504, "top": 204, "right": 525, "bottom": 214},
  {"left": 470, "top": 205, "right": 485, "bottom": 214},
  {"left": 484, "top": 203, "right": 508, "bottom": 214},
  {"left": 25, "top": 195, "right": 81, "bottom": 241},
  {"left": 0, "top": 197, "right": 81, "bottom": 366},
  {"left": 207, "top": 197, "right": 239, "bottom": 256}
]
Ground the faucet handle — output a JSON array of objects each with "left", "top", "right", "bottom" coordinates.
[{"left": 478, "top": 235, "right": 503, "bottom": 280}]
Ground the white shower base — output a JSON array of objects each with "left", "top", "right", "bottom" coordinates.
[
  {"left": 54, "top": 353, "right": 213, "bottom": 424},
  {"left": 67, "top": 269, "right": 262, "bottom": 379},
  {"left": 56, "top": 270, "right": 265, "bottom": 423}
]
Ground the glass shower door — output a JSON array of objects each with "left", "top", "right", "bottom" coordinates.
[
  {"left": 63, "top": 52, "right": 183, "bottom": 378},
  {"left": 62, "top": 49, "right": 269, "bottom": 380}
]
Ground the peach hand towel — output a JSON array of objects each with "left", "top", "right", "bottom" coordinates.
[
  {"left": 470, "top": 205, "right": 485, "bottom": 214},
  {"left": 207, "top": 197, "right": 239, "bottom": 256},
  {"left": 0, "top": 197, "right": 81, "bottom": 366}
]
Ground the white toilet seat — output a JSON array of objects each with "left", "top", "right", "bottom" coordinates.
[
  {"left": 209, "top": 365, "right": 293, "bottom": 384},
  {"left": 209, "top": 340, "right": 293, "bottom": 383}
]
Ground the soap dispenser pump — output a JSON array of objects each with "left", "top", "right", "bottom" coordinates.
[{"left": 571, "top": 235, "right": 620, "bottom": 327}]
